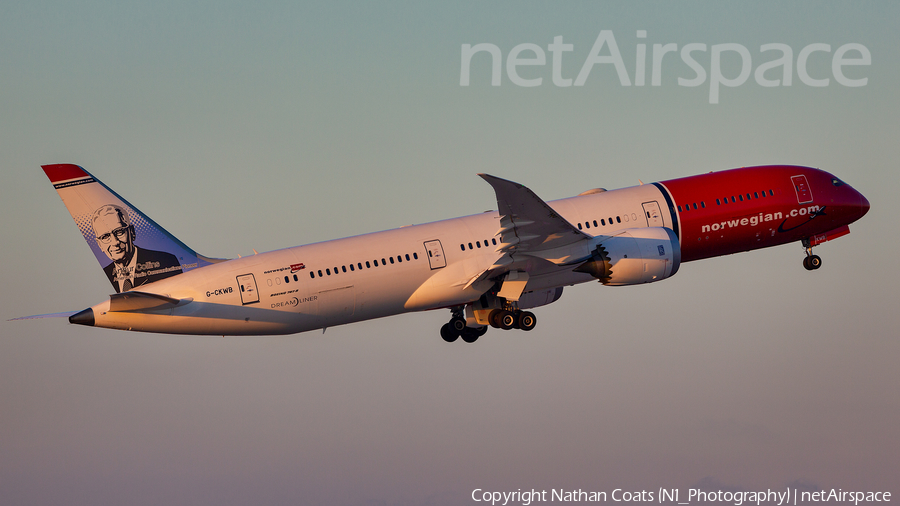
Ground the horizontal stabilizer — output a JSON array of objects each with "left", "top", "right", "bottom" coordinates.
[
  {"left": 108, "top": 291, "right": 186, "bottom": 312},
  {"left": 8, "top": 311, "right": 79, "bottom": 321}
]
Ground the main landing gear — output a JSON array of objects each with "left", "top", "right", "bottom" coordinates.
[
  {"left": 802, "top": 240, "right": 822, "bottom": 271},
  {"left": 440, "top": 314, "right": 488, "bottom": 343},
  {"left": 439, "top": 305, "right": 538, "bottom": 343},
  {"left": 488, "top": 309, "right": 537, "bottom": 331}
]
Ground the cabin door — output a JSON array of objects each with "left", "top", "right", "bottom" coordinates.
[
  {"left": 424, "top": 240, "right": 446, "bottom": 269},
  {"left": 642, "top": 201, "right": 664, "bottom": 227},
  {"left": 791, "top": 175, "right": 813, "bottom": 204},
  {"left": 236, "top": 274, "right": 260, "bottom": 305}
]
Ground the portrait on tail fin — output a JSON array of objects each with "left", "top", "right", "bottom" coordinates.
[{"left": 92, "top": 204, "right": 182, "bottom": 292}]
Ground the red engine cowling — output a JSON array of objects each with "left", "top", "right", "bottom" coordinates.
[{"left": 574, "top": 227, "right": 680, "bottom": 285}]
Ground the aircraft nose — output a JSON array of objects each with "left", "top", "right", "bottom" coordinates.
[{"left": 858, "top": 191, "right": 870, "bottom": 219}]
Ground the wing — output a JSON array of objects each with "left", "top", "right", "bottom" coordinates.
[
  {"left": 462, "top": 174, "right": 595, "bottom": 297},
  {"left": 478, "top": 173, "right": 588, "bottom": 258}
]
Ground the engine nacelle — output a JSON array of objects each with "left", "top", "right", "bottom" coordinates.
[
  {"left": 517, "top": 287, "right": 563, "bottom": 310},
  {"left": 574, "top": 227, "right": 680, "bottom": 286}
]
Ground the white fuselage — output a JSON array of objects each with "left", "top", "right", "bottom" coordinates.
[{"left": 89, "top": 184, "right": 672, "bottom": 335}]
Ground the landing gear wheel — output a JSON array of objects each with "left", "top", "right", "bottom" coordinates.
[
  {"left": 809, "top": 255, "right": 822, "bottom": 269},
  {"left": 517, "top": 311, "right": 537, "bottom": 331},
  {"left": 440, "top": 323, "right": 459, "bottom": 343},
  {"left": 489, "top": 309, "right": 502, "bottom": 328},
  {"left": 461, "top": 327, "right": 481, "bottom": 343},
  {"left": 449, "top": 316, "right": 467, "bottom": 333},
  {"left": 498, "top": 310, "right": 516, "bottom": 330},
  {"left": 803, "top": 255, "right": 822, "bottom": 270}
]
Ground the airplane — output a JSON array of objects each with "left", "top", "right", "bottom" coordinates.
[{"left": 29, "top": 163, "right": 869, "bottom": 342}]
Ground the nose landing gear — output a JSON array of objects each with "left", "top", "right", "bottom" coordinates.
[
  {"left": 802, "top": 240, "right": 822, "bottom": 271},
  {"left": 803, "top": 254, "right": 822, "bottom": 270}
]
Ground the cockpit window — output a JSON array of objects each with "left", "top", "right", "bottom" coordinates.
[{"left": 832, "top": 178, "right": 845, "bottom": 187}]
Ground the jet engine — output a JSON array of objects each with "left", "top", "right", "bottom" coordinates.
[
  {"left": 517, "top": 287, "right": 564, "bottom": 310},
  {"left": 574, "top": 227, "right": 680, "bottom": 285}
]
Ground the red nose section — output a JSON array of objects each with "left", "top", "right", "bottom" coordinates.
[{"left": 859, "top": 192, "right": 871, "bottom": 219}]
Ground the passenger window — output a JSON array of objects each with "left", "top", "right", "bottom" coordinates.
[
  {"left": 293, "top": 274, "right": 298, "bottom": 281},
  {"left": 366, "top": 261, "right": 370, "bottom": 268},
  {"left": 578, "top": 222, "right": 583, "bottom": 229},
  {"left": 309, "top": 272, "right": 315, "bottom": 279},
  {"left": 326, "top": 269, "right": 331, "bottom": 275},
  {"left": 397, "top": 255, "right": 402, "bottom": 263},
  {"left": 754, "top": 192, "right": 759, "bottom": 198},
  {"left": 468, "top": 243, "right": 473, "bottom": 250},
  {"left": 342, "top": 265, "right": 347, "bottom": 272},
  {"left": 738, "top": 195, "right": 744, "bottom": 201},
  {"left": 601, "top": 219, "right": 606, "bottom": 226},
  {"left": 476, "top": 242, "right": 481, "bottom": 248},
  {"left": 616, "top": 216, "right": 621, "bottom": 223},
  {"left": 350, "top": 264, "right": 355, "bottom": 271},
  {"left": 491, "top": 239, "right": 497, "bottom": 245},
  {"left": 413, "top": 252, "right": 418, "bottom": 259},
  {"left": 716, "top": 198, "right": 721, "bottom": 205},
  {"left": 593, "top": 220, "right": 598, "bottom": 227},
  {"left": 460, "top": 244, "right": 465, "bottom": 251},
  {"left": 389, "top": 257, "right": 394, "bottom": 264},
  {"left": 381, "top": 258, "right": 386, "bottom": 265},
  {"left": 769, "top": 189, "right": 774, "bottom": 196},
  {"left": 701, "top": 202, "right": 705, "bottom": 208},
  {"left": 405, "top": 254, "right": 410, "bottom": 261},
  {"left": 284, "top": 276, "right": 289, "bottom": 283},
  {"left": 692, "top": 203, "right": 697, "bottom": 210}
]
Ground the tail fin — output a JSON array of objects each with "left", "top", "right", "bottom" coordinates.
[{"left": 42, "top": 164, "right": 225, "bottom": 293}]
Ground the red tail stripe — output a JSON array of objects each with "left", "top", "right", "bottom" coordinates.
[{"left": 42, "top": 164, "right": 88, "bottom": 183}]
